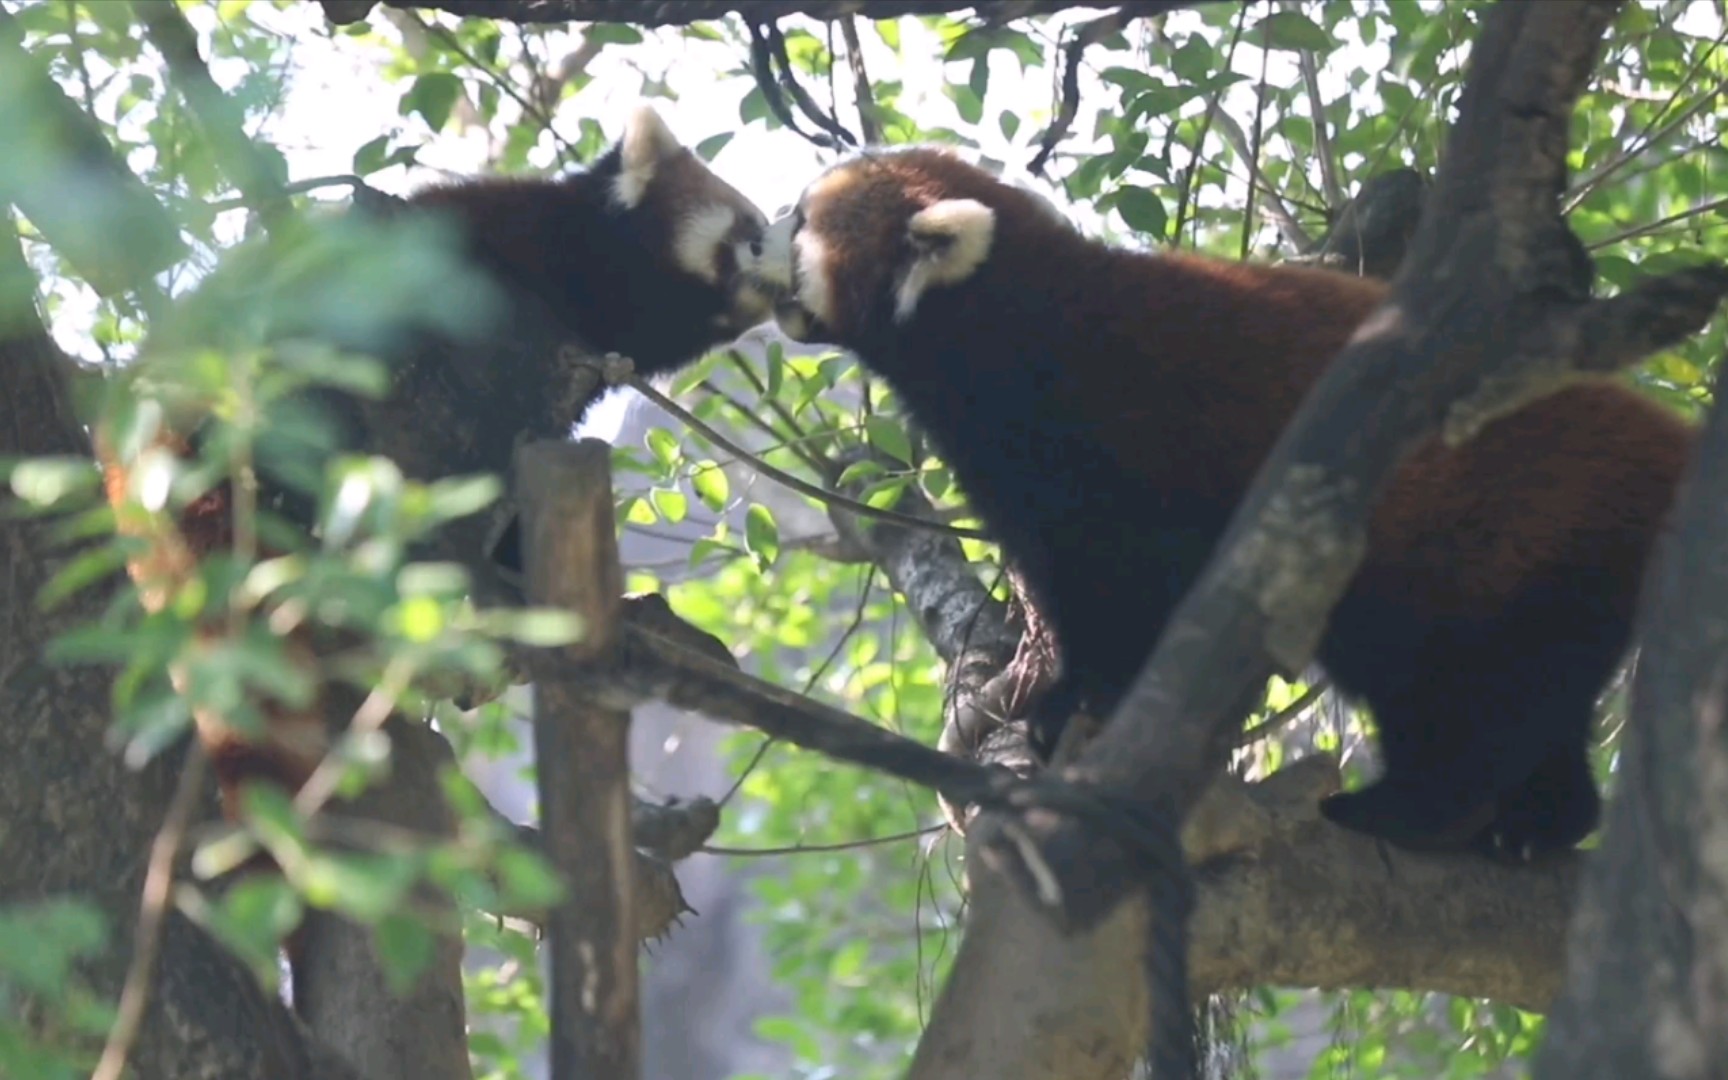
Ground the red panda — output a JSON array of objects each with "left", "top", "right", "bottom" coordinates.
[
  {"left": 755, "top": 146, "right": 1700, "bottom": 860},
  {"left": 95, "top": 104, "right": 775, "bottom": 1001}
]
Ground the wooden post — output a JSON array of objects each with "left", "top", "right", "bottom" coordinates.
[{"left": 516, "top": 437, "right": 638, "bottom": 1080}]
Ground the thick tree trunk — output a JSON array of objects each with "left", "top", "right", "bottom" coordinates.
[{"left": 1535, "top": 355, "right": 1728, "bottom": 1076}]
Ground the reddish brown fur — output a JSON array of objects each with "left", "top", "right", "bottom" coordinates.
[{"left": 781, "top": 146, "right": 1698, "bottom": 856}]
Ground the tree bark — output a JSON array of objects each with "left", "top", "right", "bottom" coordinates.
[
  {"left": 0, "top": 217, "right": 365, "bottom": 1080},
  {"left": 1535, "top": 352, "right": 1728, "bottom": 1074}
]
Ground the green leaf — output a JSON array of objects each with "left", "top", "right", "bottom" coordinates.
[
  {"left": 9, "top": 457, "right": 99, "bottom": 508},
  {"left": 645, "top": 427, "right": 682, "bottom": 471},
  {"left": 0, "top": 900, "right": 109, "bottom": 996},
  {"left": 690, "top": 462, "right": 730, "bottom": 512},
  {"left": 38, "top": 545, "right": 129, "bottom": 610},
  {"left": 874, "top": 19, "right": 901, "bottom": 54},
  {"left": 650, "top": 487, "right": 688, "bottom": 523},
  {"left": 298, "top": 852, "right": 418, "bottom": 923},
  {"left": 862, "top": 475, "right": 911, "bottom": 510},
  {"left": 864, "top": 416, "right": 913, "bottom": 464},
  {"left": 1251, "top": 10, "right": 1336, "bottom": 52},
  {"left": 495, "top": 846, "right": 565, "bottom": 910},
  {"left": 739, "top": 85, "right": 771, "bottom": 127},
  {"left": 744, "top": 503, "right": 780, "bottom": 570},
  {"left": 1115, "top": 187, "right": 1168, "bottom": 238},
  {"left": 835, "top": 459, "right": 886, "bottom": 488},
  {"left": 694, "top": 132, "right": 733, "bottom": 161},
  {"left": 375, "top": 913, "right": 435, "bottom": 994},
  {"left": 586, "top": 23, "right": 644, "bottom": 45},
  {"left": 352, "top": 134, "right": 390, "bottom": 176},
  {"left": 401, "top": 72, "right": 462, "bottom": 133}
]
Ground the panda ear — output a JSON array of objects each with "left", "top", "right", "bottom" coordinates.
[
  {"left": 895, "top": 199, "right": 995, "bottom": 322},
  {"left": 614, "top": 105, "right": 684, "bottom": 208}
]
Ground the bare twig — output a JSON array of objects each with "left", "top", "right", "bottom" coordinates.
[
  {"left": 1233, "top": 678, "right": 1330, "bottom": 748},
  {"left": 1212, "top": 110, "right": 1315, "bottom": 252},
  {"left": 1171, "top": 0, "right": 1250, "bottom": 244},
  {"left": 92, "top": 742, "right": 210, "bottom": 1080},
  {"left": 839, "top": 15, "right": 883, "bottom": 144},
  {"left": 702, "top": 823, "right": 944, "bottom": 855},
  {"left": 747, "top": 20, "right": 857, "bottom": 150},
  {"left": 1027, "top": 7, "right": 1130, "bottom": 176},
  {"left": 1565, "top": 68, "right": 1728, "bottom": 213},
  {"left": 1240, "top": 9, "right": 1272, "bottom": 261},
  {"left": 1289, "top": 2, "right": 1343, "bottom": 210},
  {"left": 1585, "top": 193, "right": 1728, "bottom": 251}
]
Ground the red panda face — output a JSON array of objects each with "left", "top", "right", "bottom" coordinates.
[
  {"left": 755, "top": 148, "right": 1041, "bottom": 347},
  {"left": 611, "top": 106, "right": 776, "bottom": 336}
]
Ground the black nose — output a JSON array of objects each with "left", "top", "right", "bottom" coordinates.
[{"left": 749, "top": 240, "right": 763, "bottom": 258}]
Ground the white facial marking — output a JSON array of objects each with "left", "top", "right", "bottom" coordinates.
[
  {"left": 793, "top": 227, "right": 834, "bottom": 326},
  {"left": 612, "top": 105, "right": 682, "bottom": 209},
  {"left": 894, "top": 198, "right": 995, "bottom": 323},
  {"left": 672, "top": 204, "right": 737, "bottom": 283},
  {"left": 748, "top": 213, "right": 799, "bottom": 295}
]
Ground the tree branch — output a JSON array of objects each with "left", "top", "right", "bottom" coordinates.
[
  {"left": 0, "top": 7, "right": 183, "bottom": 302},
  {"left": 1535, "top": 312, "right": 1728, "bottom": 1076},
  {"left": 132, "top": 0, "right": 292, "bottom": 230},
  {"left": 934, "top": 0, "right": 1727, "bottom": 1072},
  {"left": 906, "top": 757, "right": 1579, "bottom": 1080},
  {"left": 319, "top": 0, "right": 1213, "bottom": 29}
]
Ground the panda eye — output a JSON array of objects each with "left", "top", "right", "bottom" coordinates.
[{"left": 749, "top": 239, "right": 764, "bottom": 258}]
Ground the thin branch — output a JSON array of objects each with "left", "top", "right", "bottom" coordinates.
[
  {"left": 747, "top": 20, "right": 856, "bottom": 150},
  {"left": 322, "top": 0, "right": 1214, "bottom": 29},
  {"left": 1290, "top": 2, "right": 1343, "bottom": 209},
  {"left": 619, "top": 366, "right": 992, "bottom": 540},
  {"left": 1027, "top": 7, "right": 1130, "bottom": 177},
  {"left": 1585, "top": 193, "right": 1728, "bottom": 251},
  {"left": 1171, "top": 0, "right": 1250, "bottom": 244},
  {"left": 1233, "top": 678, "right": 1330, "bottom": 748},
  {"left": 1565, "top": 68, "right": 1728, "bottom": 213},
  {"left": 1240, "top": 7, "right": 1272, "bottom": 261},
  {"left": 420, "top": 15, "right": 582, "bottom": 165},
  {"left": 839, "top": 15, "right": 882, "bottom": 145},
  {"left": 0, "top": 6, "right": 184, "bottom": 302},
  {"left": 701, "top": 823, "right": 944, "bottom": 855},
  {"left": 92, "top": 742, "right": 209, "bottom": 1080},
  {"left": 1212, "top": 109, "right": 1314, "bottom": 252}
]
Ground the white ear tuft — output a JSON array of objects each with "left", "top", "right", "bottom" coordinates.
[
  {"left": 895, "top": 199, "right": 995, "bottom": 322},
  {"left": 613, "top": 105, "right": 684, "bottom": 208}
]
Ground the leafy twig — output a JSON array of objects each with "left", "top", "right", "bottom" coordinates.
[
  {"left": 132, "top": 0, "right": 291, "bottom": 231},
  {"left": 620, "top": 367, "right": 991, "bottom": 540}
]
